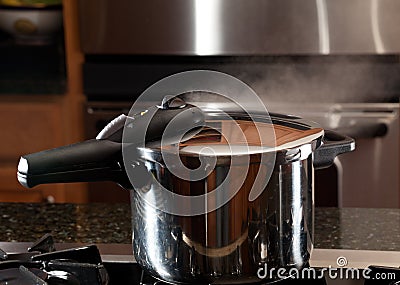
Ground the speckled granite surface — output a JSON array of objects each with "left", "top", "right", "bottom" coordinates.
[
  {"left": 0, "top": 203, "right": 131, "bottom": 244},
  {"left": 0, "top": 203, "right": 399, "bottom": 251},
  {"left": 314, "top": 207, "right": 400, "bottom": 251}
]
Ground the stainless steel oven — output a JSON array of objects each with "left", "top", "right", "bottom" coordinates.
[
  {"left": 79, "top": 0, "right": 400, "bottom": 207},
  {"left": 266, "top": 102, "right": 400, "bottom": 208}
]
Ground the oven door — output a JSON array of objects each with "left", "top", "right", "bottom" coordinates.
[{"left": 269, "top": 102, "right": 400, "bottom": 208}]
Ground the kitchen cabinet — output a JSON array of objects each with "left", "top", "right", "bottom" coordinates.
[
  {"left": 0, "top": 0, "right": 87, "bottom": 203},
  {"left": 0, "top": 97, "right": 88, "bottom": 203},
  {"left": 0, "top": 100, "right": 63, "bottom": 202}
]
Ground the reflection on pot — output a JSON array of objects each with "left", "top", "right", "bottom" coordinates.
[{"left": 132, "top": 156, "right": 314, "bottom": 284}]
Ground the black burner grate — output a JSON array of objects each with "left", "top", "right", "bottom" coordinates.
[{"left": 0, "top": 234, "right": 108, "bottom": 285}]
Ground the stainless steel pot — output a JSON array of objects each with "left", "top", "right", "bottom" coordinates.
[
  {"left": 128, "top": 111, "right": 354, "bottom": 284},
  {"left": 17, "top": 97, "right": 355, "bottom": 284}
]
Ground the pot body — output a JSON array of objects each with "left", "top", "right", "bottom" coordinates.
[
  {"left": 130, "top": 143, "right": 316, "bottom": 284},
  {"left": 16, "top": 99, "right": 353, "bottom": 284}
]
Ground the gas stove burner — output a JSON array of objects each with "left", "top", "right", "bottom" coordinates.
[
  {"left": 1, "top": 234, "right": 398, "bottom": 285},
  {"left": 0, "top": 234, "right": 109, "bottom": 285},
  {"left": 28, "top": 233, "right": 56, "bottom": 253}
]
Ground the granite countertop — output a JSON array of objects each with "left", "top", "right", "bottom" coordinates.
[{"left": 0, "top": 203, "right": 399, "bottom": 251}]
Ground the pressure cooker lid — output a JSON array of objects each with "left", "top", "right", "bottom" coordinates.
[{"left": 157, "top": 112, "right": 324, "bottom": 156}]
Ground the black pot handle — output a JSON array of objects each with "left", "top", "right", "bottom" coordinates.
[
  {"left": 17, "top": 139, "right": 130, "bottom": 188},
  {"left": 313, "top": 130, "right": 355, "bottom": 169},
  {"left": 17, "top": 97, "right": 205, "bottom": 189}
]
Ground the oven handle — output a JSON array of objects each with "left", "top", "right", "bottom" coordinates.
[{"left": 332, "top": 122, "right": 388, "bottom": 138}]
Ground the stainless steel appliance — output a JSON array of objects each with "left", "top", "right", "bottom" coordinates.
[
  {"left": 82, "top": 58, "right": 400, "bottom": 208},
  {"left": 79, "top": 0, "right": 400, "bottom": 55},
  {"left": 79, "top": 0, "right": 400, "bottom": 208},
  {"left": 267, "top": 102, "right": 399, "bottom": 208}
]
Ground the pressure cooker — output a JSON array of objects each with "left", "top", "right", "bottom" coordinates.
[{"left": 17, "top": 94, "right": 355, "bottom": 284}]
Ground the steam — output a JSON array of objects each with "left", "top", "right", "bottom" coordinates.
[{"left": 232, "top": 57, "right": 400, "bottom": 105}]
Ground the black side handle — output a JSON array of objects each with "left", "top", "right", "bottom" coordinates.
[
  {"left": 17, "top": 139, "right": 128, "bottom": 188},
  {"left": 313, "top": 130, "right": 355, "bottom": 169}
]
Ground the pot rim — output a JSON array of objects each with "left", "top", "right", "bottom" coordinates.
[{"left": 134, "top": 111, "right": 324, "bottom": 159}]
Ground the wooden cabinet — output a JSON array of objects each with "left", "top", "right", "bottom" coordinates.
[
  {"left": 0, "top": 0, "right": 87, "bottom": 203},
  {"left": 0, "top": 101, "right": 63, "bottom": 162},
  {"left": 0, "top": 99, "right": 68, "bottom": 202},
  {"left": 0, "top": 97, "right": 88, "bottom": 203}
]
